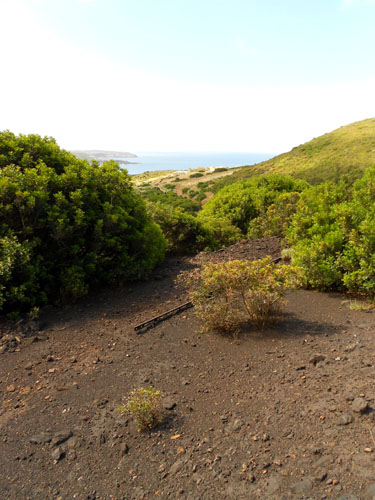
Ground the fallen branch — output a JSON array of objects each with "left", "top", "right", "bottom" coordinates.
[{"left": 134, "top": 301, "right": 193, "bottom": 332}]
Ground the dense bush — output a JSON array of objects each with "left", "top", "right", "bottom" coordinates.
[
  {"left": 147, "top": 202, "right": 216, "bottom": 254},
  {"left": 140, "top": 186, "right": 200, "bottom": 214},
  {"left": 247, "top": 191, "right": 302, "bottom": 238},
  {"left": 199, "top": 174, "right": 308, "bottom": 235},
  {"left": 286, "top": 182, "right": 350, "bottom": 289},
  {"left": 0, "top": 133, "right": 166, "bottom": 312},
  {"left": 181, "top": 257, "right": 300, "bottom": 334},
  {"left": 286, "top": 172, "right": 375, "bottom": 294}
]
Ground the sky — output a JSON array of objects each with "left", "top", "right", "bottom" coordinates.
[{"left": 1, "top": 0, "right": 375, "bottom": 153}]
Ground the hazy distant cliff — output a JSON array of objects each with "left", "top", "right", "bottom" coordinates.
[{"left": 71, "top": 150, "right": 138, "bottom": 165}]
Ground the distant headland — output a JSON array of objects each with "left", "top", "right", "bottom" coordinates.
[{"left": 71, "top": 150, "right": 138, "bottom": 165}]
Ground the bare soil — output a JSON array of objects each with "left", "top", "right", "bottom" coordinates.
[{"left": 1, "top": 237, "right": 375, "bottom": 500}]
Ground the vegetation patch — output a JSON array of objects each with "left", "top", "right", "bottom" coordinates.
[
  {"left": 119, "top": 387, "right": 163, "bottom": 432},
  {"left": 180, "top": 257, "right": 300, "bottom": 334},
  {"left": 0, "top": 132, "right": 166, "bottom": 313}
]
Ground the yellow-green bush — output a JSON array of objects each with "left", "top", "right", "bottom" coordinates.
[
  {"left": 119, "top": 386, "right": 163, "bottom": 431},
  {"left": 181, "top": 257, "right": 300, "bottom": 334}
]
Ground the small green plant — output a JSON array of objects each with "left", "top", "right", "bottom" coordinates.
[
  {"left": 349, "top": 299, "right": 375, "bottom": 311},
  {"left": 180, "top": 257, "right": 300, "bottom": 334},
  {"left": 28, "top": 306, "right": 40, "bottom": 321},
  {"left": 119, "top": 386, "right": 163, "bottom": 431}
]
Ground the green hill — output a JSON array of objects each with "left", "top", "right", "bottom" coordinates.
[{"left": 215, "top": 118, "right": 375, "bottom": 189}]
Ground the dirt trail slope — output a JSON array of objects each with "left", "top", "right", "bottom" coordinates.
[{"left": 1, "top": 237, "right": 375, "bottom": 500}]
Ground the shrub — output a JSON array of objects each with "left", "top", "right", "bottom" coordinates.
[
  {"left": 247, "top": 192, "right": 302, "bottom": 238},
  {"left": 190, "top": 173, "right": 204, "bottom": 178},
  {"left": 286, "top": 182, "right": 352, "bottom": 290},
  {"left": 199, "top": 174, "right": 308, "bottom": 235},
  {"left": 140, "top": 186, "right": 200, "bottom": 214},
  {"left": 181, "top": 257, "right": 300, "bottom": 334},
  {"left": 147, "top": 202, "right": 216, "bottom": 254},
  {"left": 119, "top": 386, "right": 163, "bottom": 432},
  {"left": 0, "top": 133, "right": 167, "bottom": 312}
]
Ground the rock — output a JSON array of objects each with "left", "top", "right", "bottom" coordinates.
[
  {"left": 66, "top": 436, "right": 80, "bottom": 449},
  {"left": 29, "top": 433, "right": 52, "bottom": 445},
  {"left": 24, "top": 362, "right": 33, "bottom": 371},
  {"left": 337, "top": 413, "right": 353, "bottom": 425},
  {"left": 50, "top": 430, "right": 73, "bottom": 447},
  {"left": 51, "top": 446, "right": 65, "bottom": 462},
  {"left": 310, "top": 354, "right": 326, "bottom": 366},
  {"left": 225, "top": 418, "right": 243, "bottom": 433},
  {"left": 290, "top": 478, "right": 313, "bottom": 495},
  {"left": 265, "top": 474, "right": 283, "bottom": 494},
  {"left": 364, "top": 484, "right": 375, "bottom": 500},
  {"left": 6, "top": 384, "right": 16, "bottom": 392},
  {"left": 120, "top": 442, "right": 129, "bottom": 456},
  {"left": 352, "top": 397, "right": 368, "bottom": 414},
  {"left": 169, "top": 459, "right": 185, "bottom": 475},
  {"left": 163, "top": 397, "right": 177, "bottom": 410},
  {"left": 345, "top": 392, "right": 355, "bottom": 401},
  {"left": 314, "top": 469, "right": 327, "bottom": 482},
  {"left": 0, "top": 345, "right": 7, "bottom": 354}
]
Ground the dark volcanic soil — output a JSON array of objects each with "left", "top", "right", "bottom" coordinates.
[{"left": 1, "top": 237, "right": 375, "bottom": 500}]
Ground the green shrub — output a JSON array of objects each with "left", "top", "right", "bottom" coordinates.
[
  {"left": 189, "top": 173, "right": 204, "bottom": 178},
  {"left": 140, "top": 186, "right": 200, "bottom": 214},
  {"left": 0, "top": 133, "right": 166, "bottom": 312},
  {"left": 285, "top": 175, "right": 375, "bottom": 294},
  {"left": 199, "top": 174, "right": 308, "bottom": 235},
  {"left": 119, "top": 386, "right": 163, "bottom": 432},
  {"left": 247, "top": 192, "right": 302, "bottom": 238},
  {"left": 181, "top": 257, "right": 300, "bottom": 334},
  {"left": 147, "top": 202, "right": 216, "bottom": 254}
]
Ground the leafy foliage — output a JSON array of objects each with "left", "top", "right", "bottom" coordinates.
[
  {"left": 0, "top": 132, "right": 166, "bottom": 312},
  {"left": 286, "top": 170, "right": 375, "bottom": 295},
  {"left": 140, "top": 186, "right": 200, "bottom": 214},
  {"left": 119, "top": 386, "right": 163, "bottom": 431},
  {"left": 199, "top": 174, "right": 308, "bottom": 236},
  {"left": 147, "top": 202, "right": 216, "bottom": 254},
  {"left": 181, "top": 257, "right": 300, "bottom": 334}
]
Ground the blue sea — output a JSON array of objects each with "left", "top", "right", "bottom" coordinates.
[{"left": 121, "top": 152, "right": 274, "bottom": 175}]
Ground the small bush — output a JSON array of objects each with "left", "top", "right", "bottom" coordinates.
[
  {"left": 190, "top": 173, "right": 204, "bottom": 178},
  {"left": 119, "top": 386, "right": 163, "bottom": 432},
  {"left": 181, "top": 257, "right": 300, "bottom": 334}
]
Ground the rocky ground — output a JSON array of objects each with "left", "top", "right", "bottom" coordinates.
[{"left": 1, "top": 237, "right": 375, "bottom": 500}]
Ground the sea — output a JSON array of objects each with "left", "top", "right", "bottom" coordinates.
[{"left": 121, "top": 152, "right": 274, "bottom": 175}]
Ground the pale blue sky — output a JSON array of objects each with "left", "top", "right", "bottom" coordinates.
[{"left": 1, "top": 0, "right": 375, "bottom": 152}]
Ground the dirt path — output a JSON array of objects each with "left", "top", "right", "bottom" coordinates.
[{"left": 1, "top": 238, "right": 375, "bottom": 500}]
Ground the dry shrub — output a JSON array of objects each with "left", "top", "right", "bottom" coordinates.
[{"left": 180, "top": 257, "right": 300, "bottom": 334}]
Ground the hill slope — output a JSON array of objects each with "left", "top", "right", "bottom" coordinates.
[{"left": 215, "top": 118, "right": 375, "bottom": 188}]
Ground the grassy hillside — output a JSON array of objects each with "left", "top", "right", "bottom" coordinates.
[{"left": 214, "top": 118, "right": 375, "bottom": 189}]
